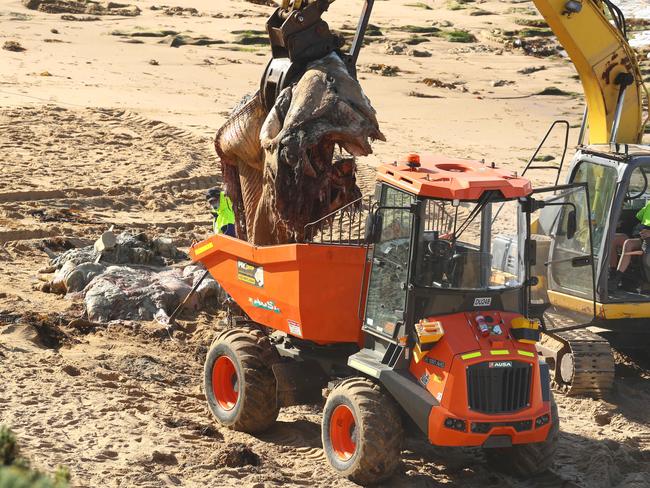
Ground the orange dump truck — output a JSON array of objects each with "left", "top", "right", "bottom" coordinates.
[{"left": 191, "top": 154, "right": 580, "bottom": 484}]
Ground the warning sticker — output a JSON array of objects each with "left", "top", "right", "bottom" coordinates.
[
  {"left": 237, "top": 260, "right": 264, "bottom": 287},
  {"left": 288, "top": 320, "right": 302, "bottom": 337}
]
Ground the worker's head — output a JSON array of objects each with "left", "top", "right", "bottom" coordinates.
[{"left": 206, "top": 187, "right": 221, "bottom": 209}]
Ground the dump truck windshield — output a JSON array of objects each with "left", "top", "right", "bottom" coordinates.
[{"left": 415, "top": 197, "right": 524, "bottom": 291}]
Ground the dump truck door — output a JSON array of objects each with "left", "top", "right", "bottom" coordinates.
[{"left": 363, "top": 186, "right": 415, "bottom": 340}]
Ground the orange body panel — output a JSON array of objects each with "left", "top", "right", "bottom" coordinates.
[
  {"left": 190, "top": 234, "right": 367, "bottom": 344},
  {"left": 409, "top": 311, "right": 552, "bottom": 446},
  {"left": 377, "top": 154, "right": 532, "bottom": 201}
]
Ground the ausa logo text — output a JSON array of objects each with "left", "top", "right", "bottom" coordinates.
[{"left": 488, "top": 361, "right": 512, "bottom": 368}]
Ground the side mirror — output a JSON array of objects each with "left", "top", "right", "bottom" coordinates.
[
  {"left": 566, "top": 209, "right": 577, "bottom": 240},
  {"left": 364, "top": 211, "right": 383, "bottom": 244}
]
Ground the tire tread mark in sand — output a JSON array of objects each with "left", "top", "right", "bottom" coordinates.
[{"left": 0, "top": 106, "right": 216, "bottom": 193}]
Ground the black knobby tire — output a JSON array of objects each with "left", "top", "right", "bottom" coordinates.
[
  {"left": 484, "top": 394, "right": 560, "bottom": 478},
  {"left": 204, "top": 327, "right": 279, "bottom": 433},
  {"left": 322, "top": 377, "right": 403, "bottom": 485}
]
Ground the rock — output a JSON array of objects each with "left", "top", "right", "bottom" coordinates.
[
  {"left": 365, "top": 64, "right": 400, "bottom": 76},
  {"left": 384, "top": 41, "right": 408, "bottom": 55},
  {"left": 409, "top": 48, "right": 432, "bottom": 57},
  {"left": 594, "top": 412, "right": 612, "bottom": 426},
  {"left": 517, "top": 65, "right": 546, "bottom": 75},
  {"left": 50, "top": 28, "right": 59, "bottom": 34},
  {"left": 22, "top": 0, "right": 141, "bottom": 16},
  {"left": 149, "top": 59, "right": 159, "bottom": 66},
  {"left": 67, "top": 318, "right": 97, "bottom": 332},
  {"left": 163, "top": 6, "right": 199, "bottom": 16},
  {"left": 151, "top": 450, "right": 178, "bottom": 465},
  {"left": 491, "top": 79, "right": 514, "bottom": 87},
  {"left": 434, "top": 20, "right": 454, "bottom": 28},
  {"left": 2, "top": 41, "right": 26, "bottom": 52},
  {"left": 62, "top": 364, "right": 81, "bottom": 376},
  {"left": 215, "top": 443, "right": 260, "bottom": 468},
  {"left": 60, "top": 14, "right": 99, "bottom": 20}
]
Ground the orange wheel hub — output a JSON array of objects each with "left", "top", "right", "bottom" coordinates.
[
  {"left": 330, "top": 404, "right": 357, "bottom": 461},
  {"left": 212, "top": 356, "right": 239, "bottom": 411}
]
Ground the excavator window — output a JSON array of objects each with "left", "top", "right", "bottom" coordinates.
[
  {"left": 572, "top": 161, "right": 650, "bottom": 299},
  {"left": 571, "top": 162, "right": 618, "bottom": 257}
]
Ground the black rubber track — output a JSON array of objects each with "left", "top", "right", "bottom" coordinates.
[
  {"left": 484, "top": 394, "right": 560, "bottom": 478},
  {"left": 204, "top": 327, "right": 279, "bottom": 433},
  {"left": 322, "top": 377, "right": 404, "bottom": 485}
]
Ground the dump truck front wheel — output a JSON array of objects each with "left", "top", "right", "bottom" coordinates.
[
  {"left": 483, "top": 394, "right": 559, "bottom": 477},
  {"left": 204, "top": 327, "right": 279, "bottom": 433},
  {"left": 322, "top": 377, "right": 403, "bottom": 485}
]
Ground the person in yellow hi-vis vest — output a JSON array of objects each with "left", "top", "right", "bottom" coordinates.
[
  {"left": 206, "top": 187, "right": 236, "bottom": 237},
  {"left": 609, "top": 200, "right": 650, "bottom": 288}
]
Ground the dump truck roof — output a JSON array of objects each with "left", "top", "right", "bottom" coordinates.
[{"left": 376, "top": 154, "right": 532, "bottom": 201}]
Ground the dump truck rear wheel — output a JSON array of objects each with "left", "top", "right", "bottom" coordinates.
[
  {"left": 483, "top": 394, "right": 559, "bottom": 477},
  {"left": 204, "top": 327, "right": 279, "bottom": 433},
  {"left": 322, "top": 377, "right": 403, "bottom": 485}
]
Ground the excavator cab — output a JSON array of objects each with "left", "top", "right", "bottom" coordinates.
[
  {"left": 537, "top": 146, "right": 650, "bottom": 314},
  {"left": 522, "top": 147, "right": 650, "bottom": 397}
]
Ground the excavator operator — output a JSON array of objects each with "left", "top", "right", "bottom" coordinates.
[{"left": 609, "top": 201, "right": 650, "bottom": 290}]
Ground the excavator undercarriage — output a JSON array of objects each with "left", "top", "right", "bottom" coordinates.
[{"left": 539, "top": 312, "right": 615, "bottom": 398}]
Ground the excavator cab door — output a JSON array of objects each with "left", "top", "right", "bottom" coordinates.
[{"left": 526, "top": 183, "right": 596, "bottom": 321}]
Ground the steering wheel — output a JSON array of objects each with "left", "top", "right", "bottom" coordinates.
[
  {"left": 626, "top": 169, "right": 648, "bottom": 200},
  {"left": 427, "top": 240, "right": 453, "bottom": 261}
]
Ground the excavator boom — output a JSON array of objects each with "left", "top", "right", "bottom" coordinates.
[{"left": 533, "top": 0, "right": 646, "bottom": 144}]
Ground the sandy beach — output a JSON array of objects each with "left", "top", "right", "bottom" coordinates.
[{"left": 1, "top": 0, "right": 650, "bottom": 486}]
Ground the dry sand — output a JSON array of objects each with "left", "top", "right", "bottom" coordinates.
[{"left": 1, "top": 0, "right": 649, "bottom": 487}]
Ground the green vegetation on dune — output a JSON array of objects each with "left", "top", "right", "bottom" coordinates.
[
  {"left": 514, "top": 17, "right": 548, "bottom": 28},
  {"left": 506, "top": 6, "right": 537, "bottom": 15},
  {"left": 537, "top": 86, "right": 579, "bottom": 97},
  {"left": 398, "top": 25, "right": 441, "bottom": 34},
  {"left": 0, "top": 426, "right": 70, "bottom": 488},
  {"left": 404, "top": 35, "right": 431, "bottom": 45},
  {"left": 443, "top": 29, "right": 477, "bottom": 43}
]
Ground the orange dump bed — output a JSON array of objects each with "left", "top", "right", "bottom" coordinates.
[{"left": 190, "top": 234, "right": 367, "bottom": 345}]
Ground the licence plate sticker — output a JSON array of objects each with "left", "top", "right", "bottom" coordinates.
[{"left": 474, "top": 297, "right": 492, "bottom": 307}]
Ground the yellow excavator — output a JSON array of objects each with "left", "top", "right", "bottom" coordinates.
[
  {"left": 515, "top": 0, "right": 650, "bottom": 398},
  {"left": 260, "top": 0, "right": 649, "bottom": 398}
]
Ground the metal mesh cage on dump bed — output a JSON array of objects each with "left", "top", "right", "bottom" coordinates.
[{"left": 303, "top": 194, "right": 456, "bottom": 246}]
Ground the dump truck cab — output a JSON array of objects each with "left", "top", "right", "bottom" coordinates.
[{"left": 347, "top": 154, "right": 565, "bottom": 449}]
